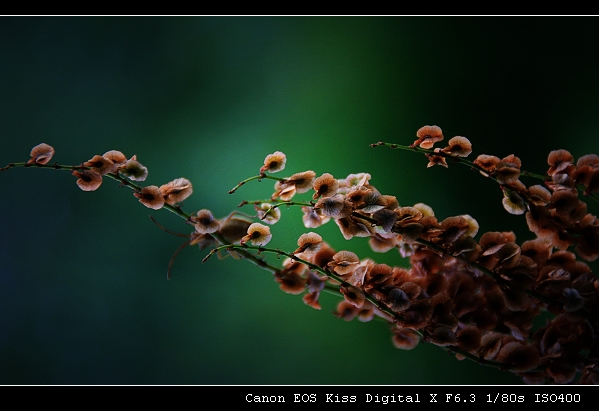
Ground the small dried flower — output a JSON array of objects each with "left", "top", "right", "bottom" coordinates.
[
  {"left": 347, "top": 264, "right": 369, "bottom": 287},
  {"left": 334, "top": 300, "right": 360, "bottom": 321},
  {"left": 399, "top": 299, "right": 433, "bottom": 329},
  {"left": 287, "top": 170, "right": 316, "bottom": 193},
  {"left": 311, "top": 242, "right": 336, "bottom": 269},
  {"left": 521, "top": 238, "right": 552, "bottom": 266},
  {"left": 427, "top": 325, "right": 457, "bottom": 346},
  {"left": 346, "top": 185, "right": 371, "bottom": 205},
  {"left": 441, "top": 136, "right": 472, "bottom": 157},
  {"left": 72, "top": 169, "right": 102, "bottom": 192},
  {"left": 369, "top": 232, "right": 400, "bottom": 253},
  {"left": 272, "top": 180, "right": 297, "bottom": 201},
  {"left": 301, "top": 205, "right": 330, "bottom": 228},
  {"left": 575, "top": 214, "right": 599, "bottom": 261},
  {"left": 547, "top": 149, "right": 574, "bottom": 176},
  {"left": 495, "top": 161, "right": 521, "bottom": 185},
  {"left": 502, "top": 154, "right": 522, "bottom": 169},
  {"left": 294, "top": 232, "right": 323, "bottom": 256},
  {"left": 391, "top": 326, "right": 421, "bottom": 350},
  {"left": 363, "top": 263, "right": 393, "bottom": 290},
  {"left": 572, "top": 165, "right": 594, "bottom": 189},
  {"left": 381, "top": 195, "right": 399, "bottom": 210},
  {"left": 255, "top": 203, "right": 281, "bottom": 225},
  {"left": 358, "top": 191, "right": 387, "bottom": 213},
  {"left": 426, "top": 153, "right": 448, "bottom": 168},
  {"left": 502, "top": 188, "right": 527, "bottom": 215},
  {"left": 28, "top": 143, "right": 55, "bottom": 165},
  {"left": 412, "top": 125, "right": 444, "bottom": 149},
  {"left": 274, "top": 269, "right": 305, "bottom": 295},
  {"left": 84, "top": 154, "right": 117, "bottom": 175},
  {"left": 395, "top": 206, "right": 423, "bottom": 225},
  {"left": 303, "top": 271, "right": 327, "bottom": 310},
  {"left": 497, "top": 341, "right": 541, "bottom": 373},
  {"left": 373, "top": 209, "right": 398, "bottom": 232},
  {"left": 548, "top": 189, "right": 579, "bottom": 218},
  {"left": 343, "top": 172, "right": 371, "bottom": 188},
  {"left": 546, "top": 172, "right": 576, "bottom": 192},
  {"left": 335, "top": 216, "right": 375, "bottom": 240},
  {"left": 339, "top": 283, "right": 366, "bottom": 308},
  {"left": 312, "top": 173, "right": 339, "bottom": 200},
  {"left": 460, "top": 214, "right": 479, "bottom": 237},
  {"left": 439, "top": 216, "right": 470, "bottom": 243},
  {"left": 191, "top": 209, "right": 220, "bottom": 234},
  {"left": 314, "top": 194, "right": 352, "bottom": 219},
  {"left": 102, "top": 150, "right": 127, "bottom": 166},
  {"left": 120, "top": 156, "right": 148, "bottom": 181},
  {"left": 240, "top": 223, "right": 272, "bottom": 246},
  {"left": 260, "top": 151, "right": 286, "bottom": 174},
  {"left": 328, "top": 250, "right": 360, "bottom": 275},
  {"left": 395, "top": 222, "right": 424, "bottom": 243},
  {"left": 473, "top": 154, "right": 501, "bottom": 177},
  {"left": 133, "top": 185, "right": 164, "bottom": 209},
  {"left": 413, "top": 203, "right": 434, "bottom": 217},
  {"left": 527, "top": 185, "right": 552, "bottom": 206},
  {"left": 577, "top": 154, "right": 599, "bottom": 168},
  {"left": 388, "top": 287, "right": 411, "bottom": 311},
  {"left": 160, "top": 177, "right": 193, "bottom": 205}
]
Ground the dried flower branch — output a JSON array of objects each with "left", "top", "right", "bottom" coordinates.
[{"left": 2, "top": 126, "right": 599, "bottom": 385}]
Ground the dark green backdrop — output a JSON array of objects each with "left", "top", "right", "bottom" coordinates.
[{"left": 1, "top": 16, "right": 598, "bottom": 385}]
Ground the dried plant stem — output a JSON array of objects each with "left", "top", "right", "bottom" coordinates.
[
  {"left": 371, "top": 141, "right": 599, "bottom": 204},
  {"left": 228, "top": 174, "right": 284, "bottom": 194}
]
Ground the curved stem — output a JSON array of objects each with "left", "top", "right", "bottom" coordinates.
[
  {"left": 238, "top": 199, "right": 313, "bottom": 208},
  {"left": 372, "top": 141, "right": 599, "bottom": 204},
  {"left": 228, "top": 174, "right": 284, "bottom": 194}
]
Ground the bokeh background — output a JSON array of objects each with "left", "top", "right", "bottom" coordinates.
[{"left": 1, "top": 16, "right": 598, "bottom": 385}]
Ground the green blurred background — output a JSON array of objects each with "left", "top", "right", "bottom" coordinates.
[{"left": 1, "top": 16, "right": 598, "bottom": 385}]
